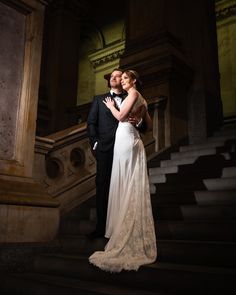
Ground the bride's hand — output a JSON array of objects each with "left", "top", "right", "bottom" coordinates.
[{"left": 103, "top": 97, "right": 115, "bottom": 109}]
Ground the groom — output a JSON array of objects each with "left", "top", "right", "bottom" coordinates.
[{"left": 87, "top": 68, "right": 146, "bottom": 239}]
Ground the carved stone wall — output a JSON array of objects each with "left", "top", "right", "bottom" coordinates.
[{"left": 0, "top": 2, "right": 25, "bottom": 160}]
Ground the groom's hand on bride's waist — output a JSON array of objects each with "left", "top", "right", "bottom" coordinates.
[{"left": 128, "top": 114, "right": 142, "bottom": 127}]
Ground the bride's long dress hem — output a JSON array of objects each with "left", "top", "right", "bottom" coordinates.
[{"left": 89, "top": 252, "right": 157, "bottom": 273}]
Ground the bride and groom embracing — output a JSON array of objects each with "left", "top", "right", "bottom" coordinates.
[{"left": 87, "top": 68, "right": 157, "bottom": 272}]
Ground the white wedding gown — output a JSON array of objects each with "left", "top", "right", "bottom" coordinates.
[{"left": 89, "top": 93, "right": 157, "bottom": 272}]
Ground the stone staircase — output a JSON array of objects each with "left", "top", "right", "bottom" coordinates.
[{"left": 2, "top": 124, "right": 236, "bottom": 294}]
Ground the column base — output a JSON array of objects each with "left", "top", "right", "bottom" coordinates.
[{"left": 0, "top": 175, "right": 59, "bottom": 243}]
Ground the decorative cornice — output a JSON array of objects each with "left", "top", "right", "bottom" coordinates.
[
  {"left": 216, "top": 4, "right": 236, "bottom": 21},
  {"left": 90, "top": 49, "right": 125, "bottom": 69}
]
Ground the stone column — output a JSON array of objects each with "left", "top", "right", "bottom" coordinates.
[
  {"left": 0, "top": 0, "right": 59, "bottom": 243},
  {"left": 38, "top": 0, "right": 87, "bottom": 135},
  {"left": 120, "top": 0, "right": 221, "bottom": 146}
]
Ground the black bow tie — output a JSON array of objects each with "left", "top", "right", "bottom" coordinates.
[{"left": 111, "top": 92, "right": 125, "bottom": 99}]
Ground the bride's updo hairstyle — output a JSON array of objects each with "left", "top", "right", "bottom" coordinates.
[{"left": 124, "top": 70, "right": 142, "bottom": 91}]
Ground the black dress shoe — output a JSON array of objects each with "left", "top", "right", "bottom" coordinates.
[{"left": 87, "top": 230, "right": 105, "bottom": 239}]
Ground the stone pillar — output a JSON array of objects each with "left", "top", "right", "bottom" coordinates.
[
  {"left": 120, "top": 0, "right": 221, "bottom": 146},
  {"left": 120, "top": 0, "right": 193, "bottom": 147},
  {"left": 38, "top": 0, "right": 87, "bottom": 135},
  {"left": 0, "top": 0, "right": 59, "bottom": 243}
]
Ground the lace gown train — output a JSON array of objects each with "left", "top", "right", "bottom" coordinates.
[{"left": 89, "top": 94, "right": 157, "bottom": 272}]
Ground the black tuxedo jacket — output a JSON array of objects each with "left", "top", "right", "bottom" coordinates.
[{"left": 87, "top": 92, "right": 118, "bottom": 152}]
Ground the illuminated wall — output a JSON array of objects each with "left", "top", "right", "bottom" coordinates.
[
  {"left": 77, "top": 20, "right": 125, "bottom": 105},
  {"left": 216, "top": 0, "right": 236, "bottom": 118}
]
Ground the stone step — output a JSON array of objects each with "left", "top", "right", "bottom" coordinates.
[
  {"left": 151, "top": 190, "right": 236, "bottom": 207},
  {"left": 59, "top": 203, "right": 236, "bottom": 240},
  {"left": 207, "top": 135, "right": 236, "bottom": 146},
  {"left": 2, "top": 273, "right": 160, "bottom": 295},
  {"left": 168, "top": 170, "right": 221, "bottom": 182},
  {"left": 157, "top": 220, "right": 236, "bottom": 241},
  {"left": 152, "top": 204, "right": 236, "bottom": 221},
  {"left": 220, "top": 152, "right": 231, "bottom": 160},
  {"left": 160, "top": 153, "right": 230, "bottom": 168},
  {"left": 149, "top": 164, "right": 226, "bottom": 186},
  {"left": 32, "top": 254, "right": 236, "bottom": 294},
  {"left": 158, "top": 239, "right": 236, "bottom": 268},
  {"left": 149, "top": 165, "right": 178, "bottom": 176},
  {"left": 59, "top": 197, "right": 97, "bottom": 234},
  {"left": 175, "top": 168, "right": 225, "bottom": 180},
  {"left": 57, "top": 235, "right": 236, "bottom": 269},
  {"left": 60, "top": 204, "right": 235, "bottom": 238},
  {"left": 214, "top": 127, "right": 236, "bottom": 137},
  {"left": 60, "top": 197, "right": 96, "bottom": 220},
  {"left": 151, "top": 191, "right": 197, "bottom": 205},
  {"left": 154, "top": 179, "right": 206, "bottom": 194},
  {"left": 179, "top": 140, "right": 225, "bottom": 152},
  {"left": 222, "top": 166, "right": 236, "bottom": 178},
  {"left": 150, "top": 160, "right": 225, "bottom": 179},
  {"left": 180, "top": 153, "right": 229, "bottom": 173},
  {"left": 60, "top": 219, "right": 96, "bottom": 235},
  {"left": 204, "top": 177, "right": 236, "bottom": 191},
  {"left": 89, "top": 207, "right": 97, "bottom": 221},
  {"left": 150, "top": 183, "right": 156, "bottom": 194},
  {"left": 179, "top": 205, "right": 236, "bottom": 220},
  {"left": 148, "top": 148, "right": 228, "bottom": 172},
  {"left": 194, "top": 190, "right": 236, "bottom": 205},
  {"left": 79, "top": 206, "right": 233, "bottom": 241},
  {"left": 170, "top": 147, "right": 217, "bottom": 160},
  {"left": 149, "top": 174, "right": 166, "bottom": 184},
  {"left": 58, "top": 234, "right": 107, "bottom": 256},
  {"left": 160, "top": 157, "right": 197, "bottom": 167},
  {"left": 152, "top": 205, "right": 184, "bottom": 220},
  {"left": 150, "top": 169, "right": 223, "bottom": 184}
]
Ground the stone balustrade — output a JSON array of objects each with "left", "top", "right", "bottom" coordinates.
[{"left": 34, "top": 123, "right": 96, "bottom": 215}]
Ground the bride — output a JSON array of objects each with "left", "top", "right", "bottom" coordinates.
[{"left": 89, "top": 70, "right": 157, "bottom": 272}]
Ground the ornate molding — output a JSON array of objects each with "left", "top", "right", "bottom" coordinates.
[
  {"left": 90, "top": 48, "right": 125, "bottom": 69},
  {"left": 216, "top": 4, "right": 236, "bottom": 21}
]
